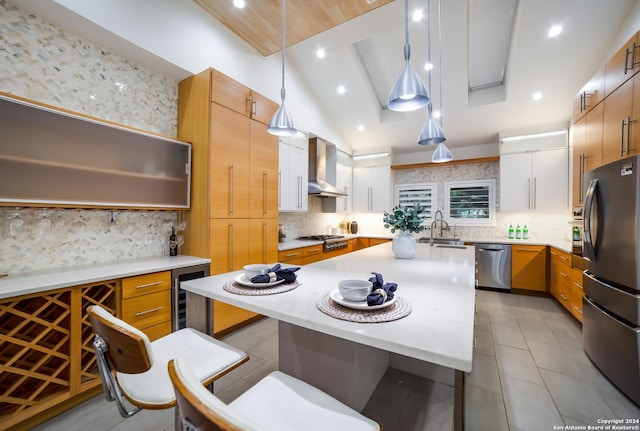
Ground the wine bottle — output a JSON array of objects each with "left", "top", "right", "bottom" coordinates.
[{"left": 169, "top": 227, "right": 178, "bottom": 256}]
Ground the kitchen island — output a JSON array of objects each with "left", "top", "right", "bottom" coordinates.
[{"left": 182, "top": 242, "right": 476, "bottom": 430}]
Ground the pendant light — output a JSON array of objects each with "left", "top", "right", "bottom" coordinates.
[
  {"left": 419, "top": 0, "right": 446, "bottom": 146},
  {"left": 268, "top": 0, "right": 297, "bottom": 136},
  {"left": 387, "top": 0, "right": 430, "bottom": 112},
  {"left": 428, "top": 0, "right": 452, "bottom": 162}
]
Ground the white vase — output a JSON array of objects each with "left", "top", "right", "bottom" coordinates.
[{"left": 392, "top": 230, "right": 416, "bottom": 259}]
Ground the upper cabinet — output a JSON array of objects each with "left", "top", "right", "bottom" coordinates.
[
  {"left": 278, "top": 132, "right": 309, "bottom": 212},
  {"left": 572, "top": 29, "right": 640, "bottom": 206},
  {"left": 500, "top": 148, "right": 569, "bottom": 212},
  {"left": 0, "top": 93, "right": 191, "bottom": 209},
  {"left": 604, "top": 32, "right": 640, "bottom": 97},
  {"left": 209, "top": 69, "right": 275, "bottom": 125},
  {"left": 336, "top": 151, "right": 353, "bottom": 213},
  {"left": 353, "top": 164, "right": 391, "bottom": 213}
]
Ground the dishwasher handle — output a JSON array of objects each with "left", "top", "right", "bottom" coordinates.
[{"left": 477, "top": 247, "right": 506, "bottom": 253}]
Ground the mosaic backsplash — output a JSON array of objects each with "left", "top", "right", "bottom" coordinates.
[
  {"left": 279, "top": 161, "right": 572, "bottom": 242},
  {"left": 0, "top": 0, "right": 180, "bottom": 274}
]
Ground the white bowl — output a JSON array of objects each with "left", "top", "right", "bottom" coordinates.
[
  {"left": 243, "top": 264, "right": 272, "bottom": 279},
  {"left": 338, "top": 279, "right": 373, "bottom": 302}
]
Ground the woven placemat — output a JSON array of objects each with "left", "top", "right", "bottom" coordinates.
[
  {"left": 223, "top": 280, "right": 299, "bottom": 296},
  {"left": 316, "top": 293, "right": 412, "bottom": 323}
]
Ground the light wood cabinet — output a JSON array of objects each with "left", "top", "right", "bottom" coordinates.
[
  {"left": 278, "top": 244, "right": 324, "bottom": 265},
  {"left": 604, "top": 32, "right": 640, "bottom": 97},
  {"left": 549, "top": 247, "right": 572, "bottom": 309},
  {"left": 603, "top": 78, "right": 634, "bottom": 165},
  {"left": 500, "top": 149, "right": 568, "bottom": 212},
  {"left": 569, "top": 267, "right": 584, "bottom": 323},
  {"left": 572, "top": 115, "right": 586, "bottom": 208},
  {"left": 511, "top": 245, "right": 547, "bottom": 291},
  {"left": 120, "top": 272, "right": 171, "bottom": 341},
  {"left": 302, "top": 244, "right": 324, "bottom": 264},
  {"left": 572, "top": 65, "right": 605, "bottom": 121},
  {"left": 179, "top": 68, "right": 279, "bottom": 334}
]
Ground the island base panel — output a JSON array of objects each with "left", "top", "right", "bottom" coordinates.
[{"left": 278, "top": 321, "right": 389, "bottom": 412}]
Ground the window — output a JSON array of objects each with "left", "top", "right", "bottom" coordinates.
[
  {"left": 395, "top": 183, "right": 437, "bottom": 219},
  {"left": 445, "top": 180, "right": 496, "bottom": 226}
]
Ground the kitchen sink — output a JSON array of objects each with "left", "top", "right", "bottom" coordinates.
[{"left": 417, "top": 237, "right": 463, "bottom": 245}]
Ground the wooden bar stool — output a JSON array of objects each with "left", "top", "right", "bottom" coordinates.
[
  {"left": 86, "top": 305, "right": 249, "bottom": 420},
  {"left": 168, "top": 357, "right": 381, "bottom": 431}
]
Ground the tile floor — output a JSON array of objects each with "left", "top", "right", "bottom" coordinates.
[{"left": 33, "top": 290, "right": 640, "bottom": 431}]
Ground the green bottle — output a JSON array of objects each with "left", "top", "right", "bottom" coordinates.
[
  {"left": 508, "top": 224, "right": 514, "bottom": 239},
  {"left": 523, "top": 225, "right": 528, "bottom": 239},
  {"left": 515, "top": 225, "right": 522, "bottom": 239}
]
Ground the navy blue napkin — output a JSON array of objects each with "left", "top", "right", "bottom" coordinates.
[
  {"left": 366, "top": 272, "right": 398, "bottom": 306},
  {"left": 250, "top": 264, "right": 300, "bottom": 284}
]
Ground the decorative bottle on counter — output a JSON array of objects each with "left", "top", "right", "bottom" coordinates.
[
  {"left": 169, "top": 227, "right": 178, "bottom": 256},
  {"left": 523, "top": 225, "right": 528, "bottom": 239},
  {"left": 508, "top": 224, "right": 514, "bottom": 239},
  {"left": 573, "top": 226, "right": 581, "bottom": 241},
  {"left": 515, "top": 225, "right": 522, "bottom": 240}
]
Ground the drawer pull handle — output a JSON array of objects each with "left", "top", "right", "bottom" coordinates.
[
  {"left": 560, "top": 272, "right": 568, "bottom": 278},
  {"left": 560, "top": 294, "right": 569, "bottom": 300},
  {"left": 574, "top": 306, "right": 583, "bottom": 314},
  {"left": 136, "top": 281, "right": 163, "bottom": 289},
  {"left": 285, "top": 252, "right": 300, "bottom": 257},
  {"left": 308, "top": 248, "right": 321, "bottom": 253},
  {"left": 573, "top": 282, "right": 583, "bottom": 289},
  {"left": 560, "top": 256, "right": 568, "bottom": 261},
  {"left": 516, "top": 248, "right": 540, "bottom": 252},
  {"left": 136, "top": 306, "right": 164, "bottom": 316}
]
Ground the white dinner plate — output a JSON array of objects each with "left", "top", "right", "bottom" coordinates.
[
  {"left": 234, "top": 274, "right": 285, "bottom": 288},
  {"left": 329, "top": 288, "right": 397, "bottom": 310}
]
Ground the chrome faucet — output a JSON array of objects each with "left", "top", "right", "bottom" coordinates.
[{"left": 430, "top": 210, "right": 450, "bottom": 246}]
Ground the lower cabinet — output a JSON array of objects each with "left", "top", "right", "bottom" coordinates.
[
  {"left": 278, "top": 244, "right": 324, "bottom": 265},
  {"left": 511, "top": 245, "right": 548, "bottom": 291},
  {"left": 353, "top": 237, "right": 391, "bottom": 251},
  {"left": 549, "top": 247, "right": 585, "bottom": 322},
  {"left": 569, "top": 267, "right": 584, "bottom": 323},
  {"left": 120, "top": 271, "right": 172, "bottom": 341},
  {"left": 0, "top": 280, "right": 118, "bottom": 431}
]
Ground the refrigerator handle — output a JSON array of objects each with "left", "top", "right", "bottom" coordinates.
[{"left": 583, "top": 178, "right": 598, "bottom": 260}]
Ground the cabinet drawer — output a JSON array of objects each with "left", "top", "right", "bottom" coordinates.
[
  {"left": 302, "top": 253, "right": 323, "bottom": 265},
  {"left": 122, "top": 290, "right": 171, "bottom": 329},
  {"left": 279, "top": 248, "right": 303, "bottom": 262},
  {"left": 303, "top": 245, "right": 323, "bottom": 258},
  {"left": 369, "top": 238, "right": 391, "bottom": 246},
  {"left": 549, "top": 247, "right": 571, "bottom": 265},
  {"left": 122, "top": 271, "right": 171, "bottom": 299},
  {"left": 512, "top": 245, "right": 547, "bottom": 291}
]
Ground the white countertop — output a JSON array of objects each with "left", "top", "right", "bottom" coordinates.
[
  {"left": 0, "top": 255, "right": 211, "bottom": 300},
  {"left": 182, "top": 242, "right": 476, "bottom": 372},
  {"left": 278, "top": 236, "right": 573, "bottom": 254}
]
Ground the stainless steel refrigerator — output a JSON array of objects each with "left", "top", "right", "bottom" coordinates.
[{"left": 583, "top": 155, "right": 640, "bottom": 406}]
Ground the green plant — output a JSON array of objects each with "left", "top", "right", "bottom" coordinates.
[{"left": 383, "top": 203, "right": 428, "bottom": 234}]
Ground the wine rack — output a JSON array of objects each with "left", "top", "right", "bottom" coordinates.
[{"left": 0, "top": 279, "right": 118, "bottom": 430}]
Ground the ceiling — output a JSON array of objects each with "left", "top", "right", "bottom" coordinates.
[
  {"left": 198, "top": 0, "right": 635, "bottom": 155},
  {"left": 17, "top": 0, "right": 638, "bottom": 157}
]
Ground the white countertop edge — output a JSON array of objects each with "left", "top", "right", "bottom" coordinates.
[{"left": 0, "top": 255, "right": 210, "bottom": 300}]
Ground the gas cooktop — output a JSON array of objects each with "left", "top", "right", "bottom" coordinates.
[{"left": 298, "top": 235, "right": 345, "bottom": 241}]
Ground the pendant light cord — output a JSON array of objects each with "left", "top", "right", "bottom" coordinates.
[
  {"left": 403, "top": 0, "right": 410, "bottom": 61},
  {"left": 438, "top": 0, "right": 443, "bottom": 128},
  {"left": 427, "top": 0, "right": 432, "bottom": 115},
  {"left": 280, "top": 0, "right": 286, "bottom": 101}
]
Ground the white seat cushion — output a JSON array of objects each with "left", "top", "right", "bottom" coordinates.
[
  {"left": 117, "top": 328, "right": 247, "bottom": 407},
  {"left": 229, "top": 371, "right": 379, "bottom": 431}
]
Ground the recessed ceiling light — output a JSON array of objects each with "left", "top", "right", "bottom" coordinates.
[
  {"left": 233, "top": 0, "right": 245, "bottom": 8},
  {"left": 412, "top": 9, "right": 423, "bottom": 22},
  {"left": 358, "top": 124, "right": 365, "bottom": 131},
  {"left": 532, "top": 92, "right": 543, "bottom": 101},
  {"left": 424, "top": 62, "right": 434, "bottom": 71},
  {"left": 337, "top": 85, "right": 346, "bottom": 94},
  {"left": 316, "top": 48, "right": 326, "bottom": 59},
  {"left": 548, "top": 25, "right": 562, "bottom": 38}
]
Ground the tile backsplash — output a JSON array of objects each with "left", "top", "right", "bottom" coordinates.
[{"left": 0, "top": 0, "right": 180, "bottom": 274}]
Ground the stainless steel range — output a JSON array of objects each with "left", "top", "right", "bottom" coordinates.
[{"left": 298, "top": 235, "right": 349, "bottom": 252}]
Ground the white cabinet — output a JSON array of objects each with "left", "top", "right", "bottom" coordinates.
[
  {"left": 353, "top": 165, "right": 391, "bottom": 212},
  {"left": 336, "top": 152, "right": 352, "bottom": 213},
  {"left": 278, "top": 134, "right": 308, "bottom": 212},
  {"left": 500, "top": 148, "right": 568, "bottom": 212}
]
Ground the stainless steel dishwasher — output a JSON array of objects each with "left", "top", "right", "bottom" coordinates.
[{"left": 474, "top": 243, "right": 512, "bottom": 291}]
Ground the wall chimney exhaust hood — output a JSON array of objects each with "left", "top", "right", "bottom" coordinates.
[{"left": 308, "top": 137, "right": 347, "bottom": 198}]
